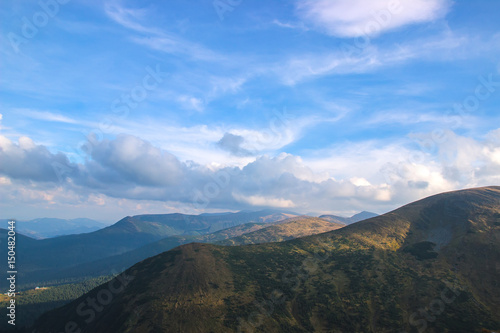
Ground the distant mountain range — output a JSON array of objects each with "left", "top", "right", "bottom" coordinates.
[
  {"left": 32, "top": 186, "right": 500, "bottom": 332},
  {"left": 0, "top": 218, "right": 107, "bottom": 239},
  {"left": 0, "top": 209, "right": 300, "bottom": 289},
  {"left": 319, "top": 211, "right": 378, "bottom": 224}
]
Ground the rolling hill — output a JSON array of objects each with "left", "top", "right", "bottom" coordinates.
[
  {"left": 0, "top": 210, "right": 298, "bottom": 289},
  {"left": 22, "top": 216, "right": 343, "bottom": 290},
  {"left": 2, "top": 216, "right": 343, "bottom": 330},
  {"left": 33, "top": 186, "right": 500, "bottom": 332},
  {"left": 217, "top": 216, "right": 345, "bottom": 246}
]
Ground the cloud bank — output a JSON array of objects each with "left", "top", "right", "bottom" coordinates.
[{"left": 1, "top": 129, "right": 499, "bottom": 221}]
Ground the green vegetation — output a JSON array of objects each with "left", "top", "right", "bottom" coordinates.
[
  {"left": 0, "top": 210, "right": 298, "bottom": 290},
  {"left": 0, "top": 276, "right": 112, "bottom": 331},
  {"left": 402, "top": 241, "right": 438, "bottom": 260},
  {"left": 32, "top": 186, "right": 500, "bottom": 332},
  {"left": 0, "top": 215, "right": 338, "bottom": 331},
  {"left": 217, "top": 217, "right": 344, "bottom": 246},
  {"left": 10, "top": 216, "right": 335, "bottom": 291}
]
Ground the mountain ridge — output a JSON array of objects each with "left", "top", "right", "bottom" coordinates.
[
  {"left": 0, "top": 210, "right": 298, "bottom": 289},
  {"left": 319, "top": 211, "right": 378, "bottom": 225},
  {"left": 33, "top": 186, "right": 500, "bottom": 332},
  {"left": 0, "top": 218, "right": 107, "bottom": 239},
  {"left": 22, "top": 216, "right": 343, "bottom": 288}
]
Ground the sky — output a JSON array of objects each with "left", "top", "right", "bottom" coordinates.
[{"left": 1, "top": 0, "right": 500, "bottom": 223}]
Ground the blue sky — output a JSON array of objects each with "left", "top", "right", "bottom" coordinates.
[{"left": 1, "top": 0, "right": 500, "bottom": 222}]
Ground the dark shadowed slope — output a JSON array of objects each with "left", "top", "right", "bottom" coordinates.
[
  {"left": 30, "top": 216, "right": 342, "bottom": 286},
  {"left": 0, "top": 210, "right": 297, "bottom": 289},
  {"left": 2, "top": 216, "right": 340, "bottom": 331},
  {"left": 33, "top": 187, "right": 500, "bottom": 333}
]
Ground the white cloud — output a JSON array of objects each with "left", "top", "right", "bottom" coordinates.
[
  {"left": 272, "top": 19, "right": 309, "bottom": 31},
  {"left": 177, "top": 95, "right": 205, "bottom": 112},
  {"left": 104, "top": 2, "right": 158, "bottom": 34},
  {"left": 85, "top": 134, "right": 184, "bottom": 187},
  {"left": 276, "top": 31, "right": 464, "bottom": 85},
  {"left": 233, "top": 193, "right": 295, "bottom": 208},
  {"left": 1, "top": 129, "right": 499, "bottom": 219},
  {"left": 350, "top": 177, "right": 371, "bottom": 187},
  {"left": 296, "top": 0, "right": 452, "bottom": 38},
  {"left": 130, "top": 36, "right": 220, "bottom": 62},
  {"left": 0, "top": 135, "right": 77, "bottom": 182},
  {"left": 15, "top": 108, "right": 79, "bottom": 124},
  {"left": 280, "top": 32, "right": 471, "bottom": 85}
]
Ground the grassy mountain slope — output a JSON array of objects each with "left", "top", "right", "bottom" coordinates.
[
  {"left": 27, "top": 216, "right": 340, "bottom": 288},
  {"left": 2, "top": 217, "right": 339, "bottom": 331},
  {"left": 28, "top": 221, "right": 272, "bottom": 284},
  {"left": 0, "top": 210, "right": 296, "bottom": 289},
  {"left": 33, "top": 186, "right": 500, "bottom": 332},
  {"left": 0, "top": 276, "right": 112, "bottom": 331},
  {"left": 218, "top": 216, "right": 345, "bottom": 245}
]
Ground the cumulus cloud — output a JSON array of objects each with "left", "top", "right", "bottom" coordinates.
[
  {"left": 0, "top": 135, "right": 77, "bottom": 182},
  {"left": 233, "top": 193, "right": 295, "bottom": 208},
  {"left": 85, "top": 134, "right": 184, "bottom": 187},
  {"left": 1, "top": 129, "right": 499, "bottom": 218},
  {"left": 296, "top": 0, "right": 452, "bottom": 38}
]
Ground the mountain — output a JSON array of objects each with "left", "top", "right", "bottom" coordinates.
[
  {"left": 0, "top": 228, "right": 38, "bottom": 247},
  {"left": 0, "top": 218, "right": 107, "bottom": 239},
  {"left": 0, "top": 216, "right": 340, "bottom": 330},
  {"left": 317, "top": 214, "right": 349, "bottom": 224},
  {"left": 0, "top": 276, "right": 113, "bottom": 331},
  {"left": 319, "top": 210, "right": 378, "bottom": 224},
  {"left": 27, "top": 216, "right": 341, "bottom": 288},
  {"left": 0, "top": 210, "right": 297, "bottom": 289},
  {"left": 350, "top": 211, "right": 379, "bottom": 223},
  {"left": 217, "top": 216, "right": 345, "bottom": 246},
  {"left": 33, "top": 186, "right": 500, "bottom": 332}
]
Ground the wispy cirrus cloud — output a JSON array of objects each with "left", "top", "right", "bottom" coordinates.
[
  {"left": 16, "top": 109, "right": 80, "bottom": 124},
  {"left": 104, "top": 1, "right": 222, "bottom": 61},
  {"left": 272, "top": 19, "right": 309, "bottom": 31},
  {"left": 130, "top": 36, "right": 222, "bottom": 62},
  {"left": 104, "top": 2, "right": 158, "bottom": 34},
  {"left": 275, "top": 31, "right": 465, "bottom": 85}
]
